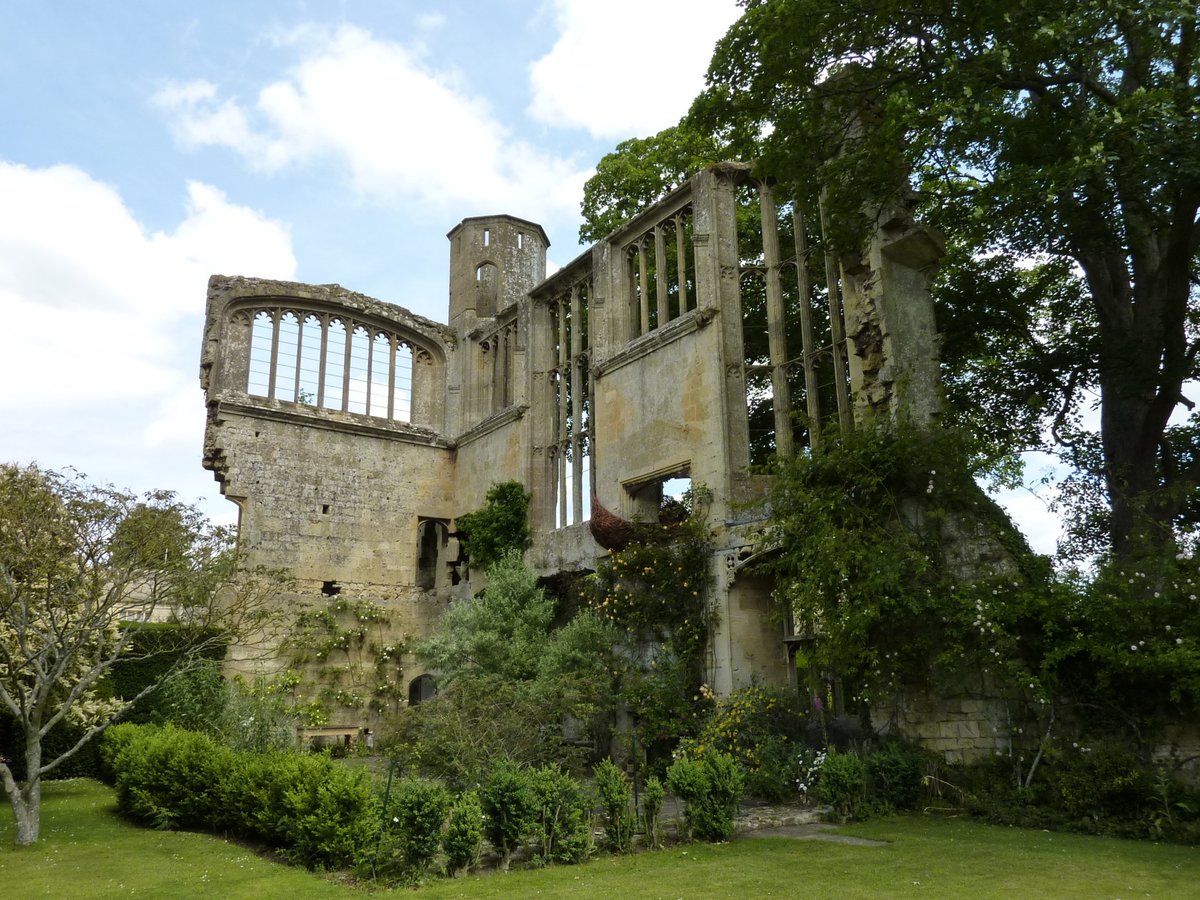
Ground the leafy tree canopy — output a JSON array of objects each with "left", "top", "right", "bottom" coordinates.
[
  {"left": 687, "top": 0, "right": 1200, "bottom": 558},
  {"left": 579, "top": 1, "right": 1200, "bottom": 559},
  {"left": 0, "top": 463, "right": 287, "bottom": 846}
]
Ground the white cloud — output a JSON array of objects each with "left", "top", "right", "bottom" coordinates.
[
  {"left": 527, "top": 0, "right": 743, "bottom": 140},
  {"left": 153, "top": 24, "right": 591, "bottom": 220},
  {"left": 0, "top": 162, "right": 296, "bottom": 418}
]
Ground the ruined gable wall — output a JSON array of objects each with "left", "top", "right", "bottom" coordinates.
[{"left": 202, "top": 276, "right": 458, "bottom": 711}]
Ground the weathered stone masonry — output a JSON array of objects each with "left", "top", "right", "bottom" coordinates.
[{"left": 200, "top": 164, "right": 993, "bottom": 753}]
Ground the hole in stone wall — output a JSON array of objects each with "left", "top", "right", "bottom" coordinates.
[
  {"left": 322, "top": 504, "right": 330, "bottom": 514},
  {"left": 517, "top": 232, "right": 524, "bottom": 249},
  {"left": 321, "top": 580, "right": 341, "bottom": 597},
  {"left": 626, "top": 469, "right": 691, "bottom": 524},
  {"left": 483, "top": 228, "right": 491, "bottom": 247},
  {"left": 408, "top": 674, "right": 438, "bottom": 705}
]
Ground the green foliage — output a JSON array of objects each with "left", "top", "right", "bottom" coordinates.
[
  {"left": 528, "top": 766, "right": 593, "bottom": 866},
  {"left": 279, "top": 762, "right": 378, "bottom": 871},
  {"left": 285, "top": 594, "right": 408, "bottom": 724},
  {"left": 593, "top": 759, "right": 636, "bottom": 853},
  {"left": 110, "top": 624, "right": 228, "bottom": 720},
  {"left": 1049, "top": 744, "right": 1147, "bottom": 821},
  {"left": 683, "top": 684, "right": 809, "bottom": 801},
  {"left": 865, "top": 743, "right": 928, "bottom": 811},
  {"left": 0, "top": 463, "right": 290, "bottom": 845},
  {"left": 762, "top": 426, "right": 1063, "bottom": 705},
  {"left": 480, "top": 761, "right": 539, "bottom": 870},
  {"left": 418, "top": 552, "right": 556, "bottom": 683},
  {"left": 386, "top": 777, "right": 451, "bottom": 874},
  {"left": 383, "top": 674, "right": 580, "bottom": 789},
  {"left": 690, "top": 0, "right": 1200, "bottom": 555},
  {"left": 816, "top": 749, "right": 868, "bottom": 821},
  {"left": 108, "top": 725, "right": 234, "bottom": 830},
  {"left": 408, "top": 554, "right": 619, "bottom": 773},
  {"left": 667, "top": 751, "right": 744, "bottom": 842},
  {"left": 442, "top": 789, "right": 484, "bottom": 875},
  {"left": 579, "top": 123, "right": 731, "bottom": 242},
  {"left": 455, "top": 481, "right": 530, "bottom": 570},
  {"left": 103, "top": 724, "right": 379, "bottom": 871},
  {"left": 581, "top": 507, "right": 716, "bottom": 771},
  {"left": 641, "top": 775, "right": 665, "bottom": 849}
]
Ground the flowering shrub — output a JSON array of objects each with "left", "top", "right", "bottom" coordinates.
[
  {"left": 582, "top": 498, "right": 716, "bottom": 771},
  {"left": 681, "top": 684, "right": 809, "bottom": 801},
  {"left": 794, "top": 747, "right": 826, "bottom": 802}
]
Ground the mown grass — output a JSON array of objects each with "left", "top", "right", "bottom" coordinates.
[
  {"left": 3, "top": 780, "right": 1199, "bottom": 898},
  {"left": 0, "top": 779, "right": 349, "bottom": 898}
]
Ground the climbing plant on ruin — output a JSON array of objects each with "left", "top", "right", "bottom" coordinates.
[
  {"left": 454, "top": 480, "right": 530, "bottom": 570},
  {"left": 581, "top": 486, "right": 717, "bottom": 768},
  {"left": 283, "top": 596, "right": 408, "bottom": 725}
]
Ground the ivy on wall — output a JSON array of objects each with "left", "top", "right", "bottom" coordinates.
[
  {"left": 283, "top": 596, "right": 409, "bottom": 725},
  {"left": 455, "top": 481, "right": 530, "bottom": 570},
  {"left": 581, "top": 486, "right": 717, "bottom": 769}
]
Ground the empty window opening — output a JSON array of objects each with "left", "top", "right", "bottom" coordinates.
[
  {"left": 623, "top": 206, "right": 696, "bottom": 340},
  {"left": 626, "top": 471, "right": 692, "bottom": 525},
  {"left": 408, "top": 674, "right": 437, "bottom": 706},
  {"left": 321, "top": 503, "right": 330, "bottom": 514},
  {"left": 416, "top": 519, "right": 448, "bottom": 591},
  {"left": 549, "top": 282, "right": 592, "bottom": 529},
  {"left": 243, "top": 308, "right": 420, "bottom": 424},
  {"left": 516, "top": 232, "right": 524, "bottom": 250},
  {"left": 482, "top": 228, "right": 491, "bottom": 247},
  {"left": 321, "top": 580, "right": 341, "bottom": 597}
]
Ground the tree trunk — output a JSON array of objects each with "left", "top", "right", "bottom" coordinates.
[
  {"left": 2, "top": 721, "right": 45, "bottom": 846},
  {"left": 12, "top": 781, "right": 41, "bottom": 846},
  {"left": 1095, "top": 271, "right": 1188, "bottom": 558}
]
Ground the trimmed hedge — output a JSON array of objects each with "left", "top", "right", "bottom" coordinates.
[{"left": 103, "top": 724, "right": 379, "bottom": 870}]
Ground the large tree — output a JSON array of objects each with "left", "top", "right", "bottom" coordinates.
[
  {"left": 0, "top": 464, "right": 285, "bottom": 845},
  {"left": 683, "top": 0, "right": 1200, "bottom": 557}
]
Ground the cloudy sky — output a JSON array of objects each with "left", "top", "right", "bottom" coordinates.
[
  {"left": 0, "top": 0, "right": 743, "bottom": 522},
  {"left": 0, "top": 1, "right": 1059, "bottom": 552}
]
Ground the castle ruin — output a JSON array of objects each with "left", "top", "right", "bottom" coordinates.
[{"left": 199, "top": 162, "right": 981, "bottom": 751}]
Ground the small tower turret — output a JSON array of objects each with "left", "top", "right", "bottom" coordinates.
[{"left": 447, "top": 215, "right": 548, "bottom": 329}]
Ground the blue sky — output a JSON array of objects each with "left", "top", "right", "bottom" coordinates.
[
  {"left": 0, "top": 0, "right": 741, "bottom": 523},
  {"left": 0, "top": 1, "right": 1060, "bottom": 552}
]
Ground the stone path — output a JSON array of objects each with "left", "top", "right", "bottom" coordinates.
[{"left": 732, "top": 803, "right": 888, "bottom": 846}]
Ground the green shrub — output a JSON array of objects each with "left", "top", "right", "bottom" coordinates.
[
  {"left": 866, "top": 743, "right": 927, "bottom": 811},
  {"left": 642, "top": 775, "right": 665, "bottom": 848},
  {"left": 99, "top": 722, "right": 145, "bottom": 784},
  {"left": 528, "top": 765, "right": 593, "bottom": 865},
  {"left": 389, "top": 777, "right": 451, "bottom": 872},
  {"left": 281, "top": 760, "right": 379, "bottom": 870},
  {"left": 481, "top": 761, "right": 538, "bottom": 871},
  {"left": 685, "top": 685, "right": 808, "bottom": 801},
  {"left": 443, "top": 789, "right": 485, "bottom": 875},
  {"left": 103, "top": 723, "right": 379, "bottom": 871},
  {"left": 817, "top": 749, "right": 868, "bottom": 820},
  {"left": 110, "top": 724, "right": 233, "bottom": 830},
  {"left": 455, "top": 481, "right": 530, "bottom": 569},
  {"left": 594, "top": 759, "right": 636, "bottom": 853},
  {"left": 1050, "top": 743, "right": 1147, "bottom": 820},
  {"left": 667, "top": 751, "right": 744, "bottom": 842}
]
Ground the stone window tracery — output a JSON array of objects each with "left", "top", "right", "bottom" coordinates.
[
  {"left": 546, "top": 278, "right": 591, "bottom": 528},
  {"left": 623, "top": 204, "right": 696, "bottom": 339},
  {"left": 240, "top": 305, "right": 432, "bottom": 425}
]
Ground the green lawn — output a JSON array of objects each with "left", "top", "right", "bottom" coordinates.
[{"left": 4, "top": 780, "right": 1199, "bottom": 898}]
